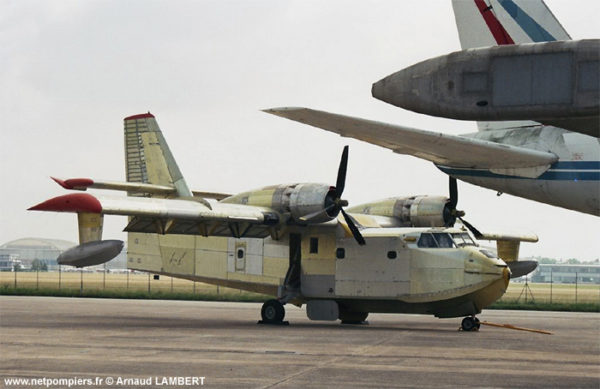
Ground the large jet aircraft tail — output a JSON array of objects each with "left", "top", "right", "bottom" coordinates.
[
  {"left": 451, "top": 0, "right": 571, "bottom": 131},
  {"left": 124, "top": 113, "right": 192, "bottom": 198}
]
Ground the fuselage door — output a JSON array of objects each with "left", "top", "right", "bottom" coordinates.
[{"left": 235, "top": 241, "right": 246, "bottom": 272}]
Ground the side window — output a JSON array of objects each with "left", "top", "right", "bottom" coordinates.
[
  {"left": 462, "top": 233, "right": 476, "bottom": 246},
  {"left": 417, "top": 233, "right": 438, "bottom": 248},
  {"left": 310, "top": 237, "right": 319, "bottom": 254},
  {"left": 336, "top": 248, "right": 345, "bottom": 259},
  {"left": 433, "top": 233, "right": 455, "bottom": 248}
]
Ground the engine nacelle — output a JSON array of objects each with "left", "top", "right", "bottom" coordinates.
[
  {"left": 347, "top": 195, "right": 450, "bottom": 227},
  {"left": 222, "top": 183, "right": 337, "bottom": 224},
  {"left": 288, "top": 183, "right": 336, "bottom": 223}
]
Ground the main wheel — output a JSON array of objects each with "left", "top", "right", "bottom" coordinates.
[
  {"left": 261, "top": 299, "right": 285, "bottom": 323},
  {"left": 339, "top": 310, "right": 368, "bottom": 324},
  {"left": 461, "top": 316, "right": 478, "bottom": 331}
]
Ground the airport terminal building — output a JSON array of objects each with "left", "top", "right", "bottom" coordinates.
[
  {"left": 0, "top": 238, "right": 76, "bottom": 270},
  {"left": 531, "top": 264, "right": 600, "bottom": 284}
]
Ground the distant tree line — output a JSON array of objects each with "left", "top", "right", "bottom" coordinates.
[{"left": 533, "top": 257, "right": 600, "bottom": 265}]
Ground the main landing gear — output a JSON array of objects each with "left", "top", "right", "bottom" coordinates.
[
  {"left": 259, "top": 299, "right": 288, "bottom": 325},
  {"left": 461, "top": 316, "right": 481, "bottom": 331}
]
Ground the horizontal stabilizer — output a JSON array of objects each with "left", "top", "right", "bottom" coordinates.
[
  {"left": 264, "top": 107, "right": 557, "bottom": 177},
  {"left": 57, "top": 240, "right": 123, "bottom": 268},
  {"left": 51, "top": 177, "right": 231, "bottom": 200}
]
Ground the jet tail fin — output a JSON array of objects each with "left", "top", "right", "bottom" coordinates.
[{"left": 452, "top": 0, "right": 570, "bottom": 49}]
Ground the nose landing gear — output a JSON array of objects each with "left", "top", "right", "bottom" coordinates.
[{"left": 461, "top": 316, "right": 481, "bottom": 331}]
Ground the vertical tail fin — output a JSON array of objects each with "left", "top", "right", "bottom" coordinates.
[
  {"left": 451, "top": 0, "right": 572, "bottom": 131},
  {"left": 124, "top": 113, "right": 192, "bottom": 198},
  {"left": 452, "top": 0, "right": 570, "bottom": 49}
]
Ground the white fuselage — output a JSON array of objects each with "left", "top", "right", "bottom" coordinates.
[{"left": 437, "top": 126, "right": 600, "bottom": 215}]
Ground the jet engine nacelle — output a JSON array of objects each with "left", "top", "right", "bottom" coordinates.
[{"left": 348, "top": 195, "right": 451, "bottom": 227}]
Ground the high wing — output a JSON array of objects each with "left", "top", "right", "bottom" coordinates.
[
  {"left": 264, "top": 107, "right": 558, "bottom": 178},
  {"left": 29, "top": 192, "right": 280, "bottom": 239}
]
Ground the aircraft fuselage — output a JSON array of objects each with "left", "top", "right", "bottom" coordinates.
[
  {"left": 127, "top": 226, "right": 509, "bottom": 319},
  {"left": 437, "top": 126, "right": 600, "bottom": 215}
]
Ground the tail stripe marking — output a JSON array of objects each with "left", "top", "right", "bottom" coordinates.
[
  {"left": 497, "top": 0, "right": 556, "bottom": 42},
  {"left": 474, "top": 0, "right": 515, "bottom": 45}
]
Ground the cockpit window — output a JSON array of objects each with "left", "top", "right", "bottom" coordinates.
[
  {"left": 452, "top": 233, "right": 476, "bottom": 247},
  {"left": 417, "top": 233, "right": 437, "bottom": 248},
  {"left": 433, "top": 233, "right": 455, "bottom": 248},
  {"left": 417, "top": 233, "right": 456, "bottom": 248}
]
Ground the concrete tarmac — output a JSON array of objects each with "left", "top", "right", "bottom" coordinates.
[{"left": 1, "top": 296, "right": 598, "bottom": 388}]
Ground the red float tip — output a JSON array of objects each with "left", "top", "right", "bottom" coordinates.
[
  {"left": 51, "top": 177, "right": 94, "bottom": 190},
  {"left": 124, "top": 112, "right": 155, "bottom": 120},
  {"left": 28, "top": 193, "right": 102, "bottom": 213}
]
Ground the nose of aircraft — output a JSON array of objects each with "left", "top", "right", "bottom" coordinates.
[
  {"left": 371, "top": 74, "right": 398, "bottom": 104},
  {"left": 371, "top": 69, "right": 412, "bottom": 109},
  {"left": 371, "top": 78, "right": 386, "bottom": 101}
]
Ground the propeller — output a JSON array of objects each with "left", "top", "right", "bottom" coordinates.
[
  {"left": 300, "top": 146, "right": 366, "bottom": 245},
  {"left": 444, "top": 177, "right": 483, "bottom": 238}
]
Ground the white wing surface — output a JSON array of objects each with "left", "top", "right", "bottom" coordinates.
[{"left": 265, "top": 107, "right": 558, "bottom": 177}]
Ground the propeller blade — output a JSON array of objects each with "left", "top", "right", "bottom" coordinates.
[
  {"left": 300, "top": 204, "right": 337, "bottom": 222},
  {"left": 341, "top": 209, "right": 366, "bottom": 246},
  {"left": 335, "top": 146, "right": 349, "bottom": 198},
  {"left": 448, "top": 176, "right": 458, "bottom": 209},
  {"left": 459, "top": 217, "right": 483, "bottom": 239}
]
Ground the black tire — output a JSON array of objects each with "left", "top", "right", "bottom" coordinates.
[
  {"left": 339, "top": 310, "right": 368, "bottom": 324},
  {"left": 461, "top": 317, "right": 477, "bottom": 331},
  {"left": 261, "top": 299, "right": 285, "bottom": 323}
]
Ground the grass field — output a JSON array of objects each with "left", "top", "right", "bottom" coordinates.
[{"left": 1, "top": 271, "right": 599, "bottom": 310}]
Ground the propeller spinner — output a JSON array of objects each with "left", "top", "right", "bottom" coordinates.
[{"left": 300, "top": 146, "right": 366, "bottom": 245}]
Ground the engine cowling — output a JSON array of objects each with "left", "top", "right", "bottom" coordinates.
[
  {"left": 347, "top": 195, "right": 452, "bottom": 227},
  {"left": 222, "top": 183, "right": 338, "bottom": 224}
]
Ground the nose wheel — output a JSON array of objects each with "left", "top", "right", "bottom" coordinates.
[{"left": 461, "top": 316, "right": 480, "bottom": 331}]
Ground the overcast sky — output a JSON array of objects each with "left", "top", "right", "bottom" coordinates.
[{"left": 1, "top": 0, "right": 599, "bottom": 260}]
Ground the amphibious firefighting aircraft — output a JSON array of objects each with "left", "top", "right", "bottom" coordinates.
[{"left": 29, "top": 113, "right": 537, "bottom": 331}]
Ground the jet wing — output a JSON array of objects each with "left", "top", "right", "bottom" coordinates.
[
  {"left": 264, "top": 107, "right": 558, "bottom": 178},
  {"left": 29, "top": 193, "right": 279, "bottom": 239}
]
